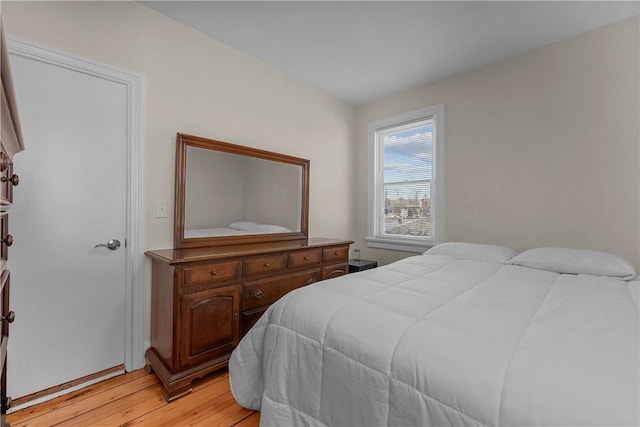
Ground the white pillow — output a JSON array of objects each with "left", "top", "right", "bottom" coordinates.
[
  {"left": 228, "top": 221, "right": 257, "bottom": 231},
  {"left": 509, "top": 247, "right": 637, "bottom": 280},
  {"left": 424, "top": 242, "right": 518, "bottom": 264}
]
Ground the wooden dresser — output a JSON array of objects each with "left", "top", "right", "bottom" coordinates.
[
  {"left": 0, "top": 23, "right": 24, "bottom": 425},
  {"left": 145, "top": 237, "right": 352, "bottom": 401}
]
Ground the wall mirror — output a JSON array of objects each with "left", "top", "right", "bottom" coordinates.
[{"left": 174, "top": 133, "right": 310, "bottom": 249}]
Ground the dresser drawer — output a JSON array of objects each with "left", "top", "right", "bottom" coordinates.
[
  {"left": 243, "top": 268, "right": 321, "bottom": 311},
  {"left": 323, "top": 246, "right": 349, "bottom": 263},
  {"left": 243, "top": 254, "right": 287, "bottom": 277},
  {"left": 0, "top": 271, "right": 9, "bottom": 338},
  {"left": 288, "top": 248, "right": 322, "bottom": 269},
  {"left": 182, "top": 260, "right": 240, "bottom": 287},
  {"left": 0, "top": 214, "right": 7, "bottom": 271},
  {"left": 0, "top": 152, "right": 14, "bottom": 207},
  {"left": 323, "top": 263, "right": 348, "bottom": 280}
]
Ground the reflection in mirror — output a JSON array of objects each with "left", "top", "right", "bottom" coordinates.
[
  {"left": 184, "top": 146, "right": 303, "bottom": 238},
  {"left": 174, "top": 133, "right": 309, "bottom": 249}
]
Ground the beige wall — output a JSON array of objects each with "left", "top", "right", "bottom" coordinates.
[{"left": 357, "top": 16, "right": 639, "bottom": 269}]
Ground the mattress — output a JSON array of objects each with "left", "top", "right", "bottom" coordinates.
[{"left": 229, "top": 253, "right": 639, "bottom": 426}]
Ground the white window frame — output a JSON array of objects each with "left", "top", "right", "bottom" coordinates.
[{"left": 366, "top": 104, "right": 445, "bottom": 252}]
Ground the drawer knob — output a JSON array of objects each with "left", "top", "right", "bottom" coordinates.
[
  {"left": 2, "top": 234, "right": 13, "bottom": 247},
  {"left": 263, "top": 263, "right": 270, "bottom": 268},
  {"left": 1, "top": 311, "right": 15, "bottom": 323},
  {"left": 1, "top": 174, "right": 19, "bottom": 186},
  {"left": 303, "top": 256, "right": 309, "bottom": 261},
  {"left": 252, "top": 289, "right": 265, "bottom": 300},
  {"left": 334, "top": 251, "right": 340, "bottom": 255},
  {"left": 210, "top": 271, "right": 217, "bottom": 276}
]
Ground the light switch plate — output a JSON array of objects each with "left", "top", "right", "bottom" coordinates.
[{"left": 155, "top": 200, "right": 168, "bottom": 218}]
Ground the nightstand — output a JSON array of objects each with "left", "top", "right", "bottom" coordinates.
[{"left": 348, "top": 259, "right": 378, "bottom": 273}]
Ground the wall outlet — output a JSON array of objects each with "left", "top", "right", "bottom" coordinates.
[{"left": 155, "top": 200, "right": 168, "bottom": 218}]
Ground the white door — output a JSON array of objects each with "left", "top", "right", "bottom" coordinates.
[{"left": 7, "top": 50, "right": 129, "bottom": 398}]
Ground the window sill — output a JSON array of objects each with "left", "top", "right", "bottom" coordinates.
[{"left": 365, "top": 237, "right": 434, "bottom": 253}]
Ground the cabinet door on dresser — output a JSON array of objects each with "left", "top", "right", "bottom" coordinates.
[{"left": 179, "top": 285, "right": 240, "bottom": 369}]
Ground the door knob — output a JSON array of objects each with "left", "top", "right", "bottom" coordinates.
[{"left": 95, "top": 239, "right": 121, "bottom": 250}]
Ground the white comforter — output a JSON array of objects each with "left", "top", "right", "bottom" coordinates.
[{"left": 229, "top": 255, "right": 639, "bottom": 426}]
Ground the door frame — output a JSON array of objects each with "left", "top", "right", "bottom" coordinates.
[{"left": 7, "top": 37, "right": 145, "bottom": 371}]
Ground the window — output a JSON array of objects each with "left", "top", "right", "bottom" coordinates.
[{"left": 367, "top": 105, "right": 444, "bottom": 252}]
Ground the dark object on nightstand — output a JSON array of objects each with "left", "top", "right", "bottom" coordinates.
[{"left": 349, "top": 259, "right": 378, "bottom": 273}]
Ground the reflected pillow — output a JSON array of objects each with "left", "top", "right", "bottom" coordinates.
[
  {"left": 424, "top": 242, "right": 517, "bottom": 264},
  {"left": 229, "top": 221, "right": 257, "bottom": 231},
  {"left": 509, "top": 247, "right": 636, "bottom": 280}
]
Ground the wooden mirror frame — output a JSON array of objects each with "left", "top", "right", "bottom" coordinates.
[{"left": 174, "top": 133, "right": 310, "bottom": 249}]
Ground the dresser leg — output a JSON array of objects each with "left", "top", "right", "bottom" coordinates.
[{"left": 145, "top": 346, "right": 231, "bottom": 403}]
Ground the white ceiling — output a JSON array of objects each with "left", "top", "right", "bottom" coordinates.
[{"left": 140, "top": 1, "right": 639, "bottom": 105}]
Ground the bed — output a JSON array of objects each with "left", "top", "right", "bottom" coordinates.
[
  {"left": 184, "top": 221, "right": 292, "bottom": 238},
  {"left": 229, "top": 243, "right": 639, "bottom": 426}
]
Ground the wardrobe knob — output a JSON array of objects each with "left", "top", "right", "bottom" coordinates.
[
  {"left": 1, "top": 311, "right": 15, "bottom": 323},
  {"left": 2, "top": 234, "right": 13, "bottom": 247},
  {"left": 1, "top": 174, "right": 19, "bottom": 186}
]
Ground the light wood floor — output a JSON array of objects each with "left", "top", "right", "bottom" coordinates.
[{"left": 7, "top": 368, "right": 260, "bottom": 426}]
